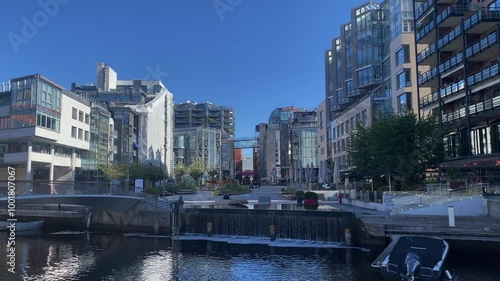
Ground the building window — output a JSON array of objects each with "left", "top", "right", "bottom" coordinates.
[
  {"left": 397, "top": 69, "right": 411, "bottom": 89},
  {"left": 85, "top": 113, "right": 90, "bottom": 124},
  {"left": 350, "top": 117, "right": 355, "bottom": 130},
  {"left": 395, "top": 45, "right": 410, "bottom": 66},
  {"left": 84, "top": 130, "right": 89, "bottom": 141},
  {"left": 78, "top": 128, "right": 83, "bottom": 140},
  {"left": 362, "top": 110, "right": 367, "bottom": 125},
  {"left": 397, "top": 93, "right": 412, "bottom": 113},
  {"left": 36, "top": 113, "right": 60, "bottom": 131},
  {"left": 346, "top": 119, "right": 350, "bottom": 133},
  {"left": 78, "top": 111, "right": 84, "bottom": 122},
  {"left": 72, "top": 108, "right": 77, "bottom": 120},
  {"left": 71, "top": 126, "right": 77, "bottom": 138}
]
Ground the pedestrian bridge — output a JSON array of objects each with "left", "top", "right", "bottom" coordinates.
[
  {"left": 0, "top": 194, "right": 170, "bottom": 213},
  {"left": 0, "top": 181, "right": 171, "bottom": 213}
]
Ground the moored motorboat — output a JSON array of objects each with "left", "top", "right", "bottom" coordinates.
[
  {"left": 372, "top": 236, "right": 452, "bottom": 281},
  {"left": 0, "top": 220, "right": 44, "bottom": 232}
]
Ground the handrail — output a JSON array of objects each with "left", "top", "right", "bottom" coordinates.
[{"left": 415, "top": 0, "right": 435, "bottom": 21}]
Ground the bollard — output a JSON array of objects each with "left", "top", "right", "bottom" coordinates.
[
  {"left": 207, "top": 222, "right": 213, "bottom": 237},
  {"left": 345, "top": 228, "right": 352, "bottom": 246},
  {"left": 270, "top": 225, "right": 276, "bottom": 241},
  {"left": 448, "top": 206, "right": 455, "bottom": 227},
  {"left": 154, "top": 220, "right": 159, "bottom": 235}
]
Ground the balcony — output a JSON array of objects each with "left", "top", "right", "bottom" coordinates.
[
  {"left": 465, "top": 31, "right": 498, "bottom": 62},
  {"left": 419, "top": 92, "right": 439, "bottom": 109},
  {"left": 437, "top": 25, "right": 462, "bottom": 52},
  {"left": 442, "top": 95, "right": 500, "bottom": 123},
  {"left": 440, "top": 79, "right": 465, "bottom": 100},
  {"left": 417, "top": 43, "right": 437, "bottom": 65},
  {"left": 346, "top": 89, "right": 370, "bottom": 98},
  {"left": 442, "top": 107, "right": 466, "bottom": 123},
  {"left": 438, "top": 52, "right": 463, "bottom": 76},
  {"left": 418, "top": 66, "right": 439, "bottom": 87},
  {"left": 416, "top": 19, "right": 436, "bottom": 43},
  {"left": 415, "top": 0, "right": 435, "bottom": 22},
  {"left": 467, "top": 62, "right": 500, "bottom": 89},
  {"left": 3, "top": 152, "right": 28, "bottom": 163},
  {"left": 436, "top": 5, "right": 466, "bottom": 28},
  {"left": 464, "top": 7, "right": 500, "bottom": 34}
]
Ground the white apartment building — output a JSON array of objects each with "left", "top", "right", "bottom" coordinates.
[{"left": 0, "top": 74, "right": 91, "bottom": 193}]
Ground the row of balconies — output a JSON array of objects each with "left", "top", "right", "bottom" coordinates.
[
  {"left": 418, "top": 31, "right": 498, "bottom": 87},
  {"left": 416, "top": 3, "right": 468, "bottom": 43},
  {"left": 441, "top": 95, "right": 500, "bottom": 124},
  {"left": 418, "top": 8, "right": 500, "bottom": 65},
  {"left": 420, "top": 61, "right": 500, "bottom": 108}
]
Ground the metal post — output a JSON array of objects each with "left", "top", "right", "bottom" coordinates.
[
  {"left": 163, "top": 144, "right": 167, "bottom": 194},
  {"left": 126, "top": 124, "right": 131, "bottom": 188}
]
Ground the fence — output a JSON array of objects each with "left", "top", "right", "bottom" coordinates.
[{"left": 0, "top": 180, "right": 144, "bottom": 197}]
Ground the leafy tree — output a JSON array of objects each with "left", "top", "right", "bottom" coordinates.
[
  {"left": 127, "top": 163, "right": 166, "bottom": 181},
  {"left": 174, "top": 164, "right": 188, "bottom": 180},
  {"left": 98, "top": 164, "right": 125, "bottom": 181},
  {"left": 349, "top": 111, "right": 443, "bottom": 191},
  {"left": 188, "top": 161, "right": 204, "bottom": 181},
  {"left": 208, "top": 167, "right": 220, "bottom": 178}
]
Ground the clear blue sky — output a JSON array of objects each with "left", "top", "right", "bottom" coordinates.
[{"left": 1, "top": 0, "right": 368, "bottom": 139}]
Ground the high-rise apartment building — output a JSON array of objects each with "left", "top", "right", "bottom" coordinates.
[
  {"left": 174, "top": 101, "right": 235, "bottom": 138},
  {"left": 414, "top": 0, "right": 500, "bottom": 180},
  {"left": 324, "top": 0, "right": 420, "bottom": 184}
]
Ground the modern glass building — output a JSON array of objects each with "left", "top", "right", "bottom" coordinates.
[
  {"left": 173, "top": 127, "right": 222, "bottom": 171},
  {"left": 323, "top": 0, "right": 421, "bottom": 185}
]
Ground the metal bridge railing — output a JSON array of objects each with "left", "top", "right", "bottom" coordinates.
[{"left": 0, "top": 180, "right": 144, "bottom": 197}]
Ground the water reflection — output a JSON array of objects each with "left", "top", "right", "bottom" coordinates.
[{"left": 1, "top": 231, "right": 499, "bottom": 281}]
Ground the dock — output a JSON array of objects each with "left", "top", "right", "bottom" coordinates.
[
  {"left": 371, "top": 235, "right": 400, "bottom": 268},
  {"left": 361, "top": 214, "right": 500, "bottom": 242}
]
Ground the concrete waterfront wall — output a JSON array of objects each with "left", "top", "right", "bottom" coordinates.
[
  {"left": 399, "top": 197, "right": 486, "bottom": 216},
  {"left": 487, "top": 199, "right": 500, "bottom": 217},
  {"left": 90, "top": 209, "right": 170, "bottom": 233},
  {"left": 181, "top": 208, "right": 356, "bottom": 243}
]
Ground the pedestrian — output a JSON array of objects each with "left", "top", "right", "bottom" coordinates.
[{"left": 258, "top": 181, "right": 261, "bottom": 189}]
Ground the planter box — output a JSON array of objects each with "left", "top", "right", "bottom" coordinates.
[{"left": 303, "top": 199, "right": 319, "bottom": 205}]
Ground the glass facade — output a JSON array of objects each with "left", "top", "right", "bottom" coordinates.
[
  {"left": 5, "top": 76, "right": 62, "bottom": 132},
  {"left": 390, "top": 0, "right": 415, "bottom": 40},
  {"left": 291, "top": 128, "right": 318, "bottom": 168}
]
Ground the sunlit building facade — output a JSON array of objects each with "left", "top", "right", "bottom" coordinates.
[{"left": 414, "top": 0, "right": 500, "bottom": 181}]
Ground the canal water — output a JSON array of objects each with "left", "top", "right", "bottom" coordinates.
[{"left": 0, "top": 230, "right": 498, "bottom": 281}]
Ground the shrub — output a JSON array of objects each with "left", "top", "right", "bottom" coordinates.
[
  {"left": 304, "top": 191, "right": 318, "bottom": 200},
  {"left": 282, "top": 188, "right": 297, "bottom": 194}
]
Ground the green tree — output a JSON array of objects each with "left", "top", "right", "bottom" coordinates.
[
  {"left": 98, "top": 164, "right": 125, "bottom": 181},
  {"left": 349, "top": 111, "right": 443, "bottom": 191},
  {"left": 188, "top": 160, "right": 204, "bottom": 181},
  {"left": 174, "top": 164, "right": 188, "bottom": 180}
]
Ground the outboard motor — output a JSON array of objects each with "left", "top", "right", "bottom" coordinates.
[{"left": 401, "top": 252, "right": 421, "bottom": 281}]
